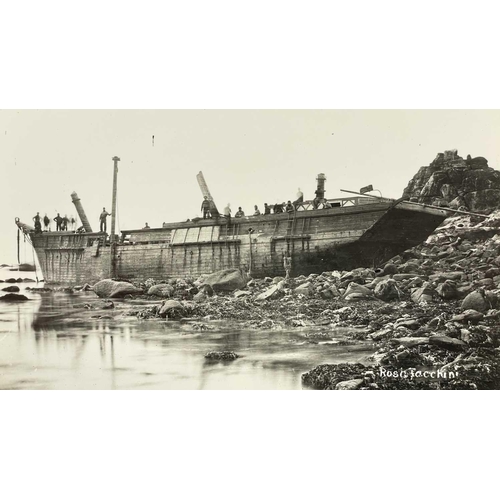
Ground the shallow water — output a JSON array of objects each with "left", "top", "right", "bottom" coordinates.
[{"left": 0, "top": 268, "right": 375, "bottom": 389}]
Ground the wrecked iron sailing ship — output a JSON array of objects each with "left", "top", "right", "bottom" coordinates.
[{"left": 16, "top": 156, "right": 452, "bottom": 285}]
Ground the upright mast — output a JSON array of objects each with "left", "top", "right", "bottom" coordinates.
[
  {"left": 110, "top": 156, "right": 120, "bottom": 244},
  {"left": 110, "top": 156, "right": 120, "bottom": 278}
]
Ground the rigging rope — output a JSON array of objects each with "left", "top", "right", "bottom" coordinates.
[{"left": 17, "top": 228, "right": 20, "bottom": 264}]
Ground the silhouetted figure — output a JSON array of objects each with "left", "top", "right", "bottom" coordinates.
[
  {"left": 143, "top": 222, "right": 150, "bottom": 229},
  {"left": 61, "top": 214, "right": 69, "bottom": 231},
  {"left": 70, "top": 216, "right": 76, "bottom": 231},
  {"left": 286, "top": 201, "right": 294, "bottom": 213},
  {"left": 99, "top": 208, "right": 111, "bottom": 232},
  {"left": 254, "top": 205, "right": 261, "bottom": 216},
  {"left": 223, "top": 203, "right": 231, "bottom": 223},
  {"left": 33, "top": 212, "right": 42, "bottom": 233},
  {"left": 53, "top": 213, "right": 63, "bottom": 231},
  {"left": 294, "top": 188, "right": 304, "bottom": 208},
  {"left": 235, "top": 207, "right": 245, "bottom": 218},
  {"left": 43, "top": 213, "right": 50, "bottom": 231},
  {"left": 264, "top": 203, "right": 271, "bottom": 215},
  {"left": 273, "top": 203, "right": 283, "bottom": 214},
  {"left": 201, "top": 196, "right": 211, "bottom": 219}
]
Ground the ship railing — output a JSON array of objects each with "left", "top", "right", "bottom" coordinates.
[{"left": 295, "top": 195, "right": 380, "bottom": 211}]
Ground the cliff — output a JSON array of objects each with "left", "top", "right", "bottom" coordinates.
[{"left": 402, "top": 149, "right": 500, "bottom": 212}]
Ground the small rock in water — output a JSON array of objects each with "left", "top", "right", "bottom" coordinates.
[
  {"left": 2, "top": 286, "right": 20, "bottom": 292},
  {"left": 204, "top": 351, "right": 239, "bottom": 361},
  {"left": 0, "top": 293, "right": 28, "bottom": 301}
]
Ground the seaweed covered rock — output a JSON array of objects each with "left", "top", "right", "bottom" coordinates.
[
  {"left": 158, "top": 300, "right": 185, "bottom": 318},
  {"left": 301, "top": 363, "right": 367, "bottom": 390}
]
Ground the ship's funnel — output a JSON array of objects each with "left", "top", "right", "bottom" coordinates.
[
  {"left": 71, "top": 192, "right": 93, "bottom": 232},
  {"left": 316, "top": 173, "right": 326, "bottom": 199}
]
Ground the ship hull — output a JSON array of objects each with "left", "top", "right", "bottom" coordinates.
[{"left": 27, "top": 200, "right": 449, "bottom": 285}]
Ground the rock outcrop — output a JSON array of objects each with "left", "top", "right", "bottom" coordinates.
[{"left": 403, "top": 149, "right": 500, "bottom": 211}]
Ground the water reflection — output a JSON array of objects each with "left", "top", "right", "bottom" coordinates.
[{"left": 0, "top": 273, "right": 375, "bottom": 389}]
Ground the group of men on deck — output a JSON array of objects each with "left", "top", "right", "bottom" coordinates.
[
  {"left": 201, "top": 187, "right": 332, "bottom": 220},
  {"left": 32, "top": 212, "right": 77, "bottom": 233}
]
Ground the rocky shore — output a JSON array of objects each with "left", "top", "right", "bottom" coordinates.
[
  {"left": 10, "top": 150, "right": 500, "bottom": 389},
  {"left": 38, "top": 207, "right": 496, "bottom": 390}
]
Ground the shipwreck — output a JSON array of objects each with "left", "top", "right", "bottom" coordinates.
[{"left": 16, "top": 156, "right": 453, "bottom": 285}]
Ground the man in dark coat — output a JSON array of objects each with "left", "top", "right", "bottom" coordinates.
[
  {"left": 33, "top": 212, "right": 42, "bottom": 233},
  {"left": 201, "top": 196, "right": 211, "bottom": 219},
  {"left": 99, "top": 208, "right": 111, "bottom": 232},
  {"left": 53, "top": 213, "right": 63, "bottom": 231}
]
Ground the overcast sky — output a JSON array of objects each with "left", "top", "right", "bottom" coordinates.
[{"left": 1, "top": 109, "right": 500, "bottom": 265}]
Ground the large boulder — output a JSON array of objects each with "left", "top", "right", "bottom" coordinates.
[
  {"left": 256, "top": 282, "right": 285, "bottom": 300},
  {"left": 158, "top": 300, "right": 185, "bottom": 318},
  {"left": 147, "top": 284, "right": 174, "bottom": 298},
  {"left": 2, "top": 285, "right": 20, "bottom": 292},
  {"left": 293, "top": 282, "right": 314, "bottom": 297},
  {"left": 202, "top": 269, "right": 248, "bottom": 292},
  {"left": 374, "top": 279, "right": 400, "bottom": 301},
  {"left": 461, "top": 290, "right": 490, "bottom": 312},
  {"left": 344, "top": 282, "right": 373, "bottom": 301},
  {"left": 436, "top": 280, "right": 458, "bottom": 300},
  {"left": 411, "top": 284, "right": 435, "bottom": 304},
  {"left": 93, "top": 279, "right": 142, "bottom": 298}
]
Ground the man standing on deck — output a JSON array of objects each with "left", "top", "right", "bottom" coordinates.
[
  {"left": 201, "top": 196, "right": 211, "bottom": 219},
  {"left": 294, "top": 188, "right": 304, "bottom": 208},
  {"left": 53, "top": 213, "right": 63, "bottom": 231},
  {"left": 99, "top": 207, "right": 111, "bottom": 232},
  {"left": 61, "top": 214, "right": 69, "bottom": 231},
  {"left": 43, "top": 213, "right": 50, "bottom": 231},
  {"left": 33, "top": 212, "right": 42, "bottom": 233},
  {"left": 223, "top": 203, "right": 231, "bottom": 222}
]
